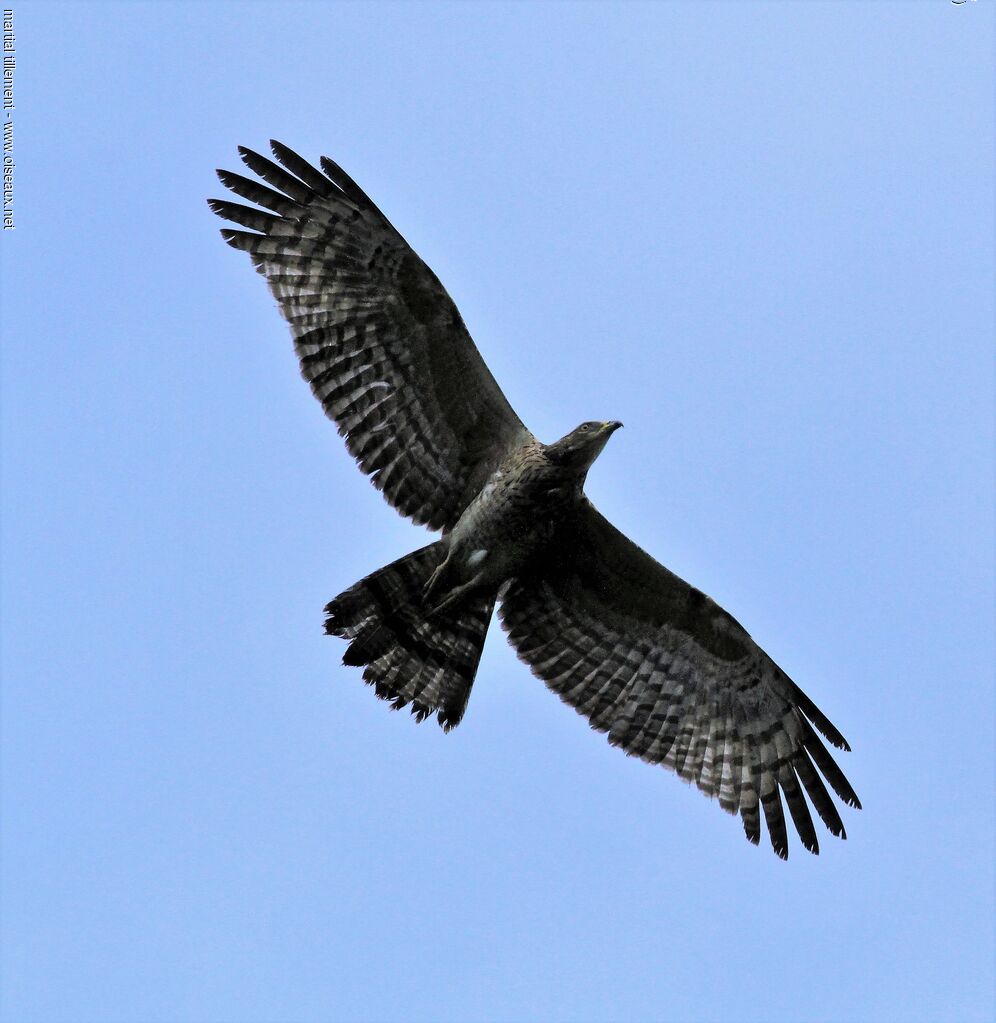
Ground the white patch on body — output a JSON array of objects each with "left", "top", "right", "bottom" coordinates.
[{"left": 467, "top": 549, "right": 489, "bottom": 568}]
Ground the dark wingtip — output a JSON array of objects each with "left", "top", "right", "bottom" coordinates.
[
  {"left": 438, "top": 705, "right": 465, "bottom": 733},
  {"left": 411, "top": 700, "right": 433, "bottom": 724},
  {"left": 324, "top": 600, "right": 347, "bottom": 638},
  {"left": 743, "top": 824, "right": 760, "bottom": 847},
  {"left": 342, "top": 642, "right": 366, "bottom": 667},
  {"left": 822, "top": 728, "right": 852, "bottom": 753}
]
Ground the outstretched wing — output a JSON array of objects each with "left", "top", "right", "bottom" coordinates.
[
  {"left": 209, "top": 141, "right": 532, "bottom": 532},
  {"left": 498, "top": 501, "right": 860, "bottom": 859}
]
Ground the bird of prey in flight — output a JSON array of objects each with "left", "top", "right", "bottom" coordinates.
[{"left": 210, "top": 141, "right": 860, "bottom": 859}]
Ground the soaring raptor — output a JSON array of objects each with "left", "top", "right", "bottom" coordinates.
[{"left": 210, "top": 141, "right": 860, "bottom": 859}]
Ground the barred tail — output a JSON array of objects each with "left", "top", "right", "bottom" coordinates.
[{"left": 324, "top": 543, "right": 495, "bottom": 730}]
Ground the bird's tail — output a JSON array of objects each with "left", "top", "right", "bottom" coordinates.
[{"left": 324, "top": 542, "right": 495, "bottom": 730}]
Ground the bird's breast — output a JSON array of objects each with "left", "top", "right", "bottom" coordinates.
[{"left": 447, "top": 451, "right": 580, "bottom": 582}]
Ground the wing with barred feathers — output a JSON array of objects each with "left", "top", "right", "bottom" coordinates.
[
  {"left": 498, "top": 501, "right": 860, "bottom": 859},
  {"left": 209, "top": 141, "right": 532, "bottom": 532}
]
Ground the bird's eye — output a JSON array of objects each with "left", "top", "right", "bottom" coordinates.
[{"left": 580, "top": 424, "right": 590, "bottom": 432}]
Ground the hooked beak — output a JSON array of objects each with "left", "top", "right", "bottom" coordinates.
[{"left": 601, "top": 421, "right": 624, "bottom": 434}]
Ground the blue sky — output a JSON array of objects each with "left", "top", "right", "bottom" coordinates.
[{"left": 2, "top": 3, "right": 993, "bottom": 1021}]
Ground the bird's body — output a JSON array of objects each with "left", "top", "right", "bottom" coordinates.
[
  {"left": 211, "top": 142, "right": 861, "bottom": 859},
  {"left": 431, "top": 440, "right": 556, "bottom": 604},
  {"left": 427, "top": 424, "right": 621, "bottom": 612}
]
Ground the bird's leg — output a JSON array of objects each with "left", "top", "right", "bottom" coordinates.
[
  {"left": 422, "top": 555, "right": 452, "bottom": 604},
  {"left": 426, "top": 573, "right": 486, "bottom": 618}
]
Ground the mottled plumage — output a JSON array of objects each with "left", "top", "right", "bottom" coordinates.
[{"left": 210, "top": 141, "right": 860, "bottom": 859}]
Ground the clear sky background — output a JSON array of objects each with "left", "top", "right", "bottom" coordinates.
[{"left": 2, "top": 3, "right": 993, "bottom": 1022}]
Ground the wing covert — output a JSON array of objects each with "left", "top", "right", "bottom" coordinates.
[
  {"left": 209, "top": 141, "right": 532, "bottom": 531},
  {"left": 498, "top": 501, "right": 860, "bottom": 859}
]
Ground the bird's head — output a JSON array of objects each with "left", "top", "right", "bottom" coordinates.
[{"left": 545, "top": 420, "right": 623, "bottom": 471}]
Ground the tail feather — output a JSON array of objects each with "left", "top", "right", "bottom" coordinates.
[{"left": 324, "top": 543, "right": 495, "bottom": 730}]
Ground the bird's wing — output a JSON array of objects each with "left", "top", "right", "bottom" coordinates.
[
  {"left": 498, "top": 501, "right": 860, "bottom": 859},
  {"left": 209, "top": 141, "right": 533, "bottom": 532}
]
